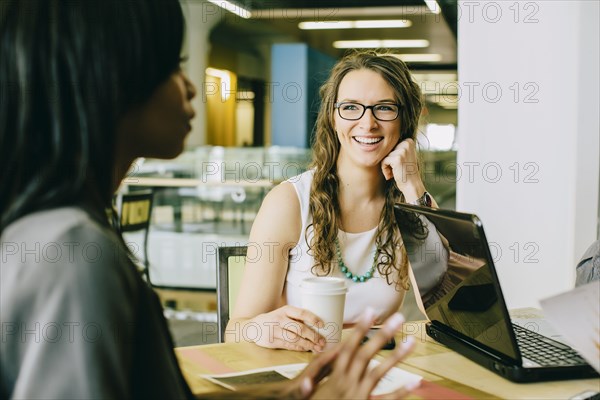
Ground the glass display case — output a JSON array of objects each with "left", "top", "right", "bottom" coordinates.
[
  {"left": 119, "top": 145, "right": 456, "bottom": 290},
  {"left": 119, "top": 145, "right": 312, "bottom": 289}
]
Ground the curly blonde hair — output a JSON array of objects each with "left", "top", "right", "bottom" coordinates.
[{"left": 307, "top": 51, "right": 423, "bottom": 290}]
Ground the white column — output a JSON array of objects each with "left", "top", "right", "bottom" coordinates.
[
  {"left": 181, "top": 0, "right": 223, "bottom": 148},
  {"left": 457, "top": 0, "right": 599, "bottom": 307}
]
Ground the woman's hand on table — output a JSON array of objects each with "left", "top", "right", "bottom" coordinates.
[
  {"left": 293, "top": 309, "right": 419, "bottom": 399},
  {"left": 214, "top": 310, "right": 419, "bottom": 400},
  {"left": 249, "top": 305, "right": 327, "bottom": 352}
]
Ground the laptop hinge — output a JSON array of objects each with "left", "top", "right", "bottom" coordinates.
[{"left": 429, "top": 320, "right": 520, "bottom": 365}]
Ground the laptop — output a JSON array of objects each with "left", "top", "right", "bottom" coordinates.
[{"left": 394, "top": 203, "right": 599, "bottom": 383}]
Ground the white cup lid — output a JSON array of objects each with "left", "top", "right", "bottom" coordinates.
[{"left": 300, "top": 277, "right": 348, "bottom": 294}]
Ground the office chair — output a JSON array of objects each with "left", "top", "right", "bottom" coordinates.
[
  {"left": 216, "top": 246, "right": 247, "bottom": 343},
  {"left": 115, "top": 190, "right": 154, "bottom": 283}
]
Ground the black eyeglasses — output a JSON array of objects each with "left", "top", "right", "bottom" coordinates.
[{"left": 334, "top": 102, "right": 400, "bottom": 121}]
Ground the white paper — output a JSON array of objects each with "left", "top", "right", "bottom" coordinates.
[
  {"left": 200, "top": 360, "right": 422, "bottom": 396},
  {"left": 540, "top": 281, "right": 600, "bottom": 373},
  {"left": 200, "top": 363, "right": 307, "bottom": 391}
]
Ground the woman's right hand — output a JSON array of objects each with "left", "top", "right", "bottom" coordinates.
[
  {"left": 299, "top": 310, "right": 418, "bottom": 399},
  {"left": 221, "top": 310, "right": 418, "bottom": 400},
  {"left": 245, "top": 305, "right": 327, "bottom": 352}
]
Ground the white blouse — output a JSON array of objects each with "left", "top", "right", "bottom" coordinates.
[{"left": 284, "top": 170, "right": 404, "bottom": 325}]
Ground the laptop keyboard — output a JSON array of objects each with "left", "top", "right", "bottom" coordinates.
[{"left": 512, "top": 324, "right": 587, "bottom": 367}]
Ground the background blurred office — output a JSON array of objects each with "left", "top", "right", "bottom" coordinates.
[{"left": 117, "top": 0, "right": 599, "bottom": 346}]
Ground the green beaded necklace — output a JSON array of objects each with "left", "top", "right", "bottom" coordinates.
[{"left": 335, "top": 238, "right": 378, "bottom": 283}]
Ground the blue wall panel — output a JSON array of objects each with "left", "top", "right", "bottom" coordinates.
[
  {"left": 271, "top": 44, "right": 336, "bottom": 148},
  {"left": 271, "top": 44, "right": 307, "bottom": 147}
]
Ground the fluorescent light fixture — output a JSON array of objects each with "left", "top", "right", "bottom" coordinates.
[
  {"left": 205, "top": 67, "right": 228, "bottom": 78},
  {"left": 412, "top": 73, "right": 457, "bottom": 82},
  {"left": 355, "top": 20, "right": 412, "bottom": 28},
  {"left": 439, "top": 103, "right": 458, "bottom": 109},
  {"left": 299, "top": 21, "right": 353, "bottom": 30},
  {"left": 424, "top": 0, "right": 441, "bottom": 14},
  {"left": 437, "top": 100, "right": 458, "bottom": 107},
  {"left": 436, "top": 96, "right": 459, "bottom": 108},
  {"left": 299, "top": 19, "right": 411, "bottom": 30},
  {"left": 392, "top": 53, "right": 442, "bottom": 62},
  {"left": 253, "top": 7, "right": 430, "bottom": 19},
  {"left": 206, "top": 0, "right": 251, "bottom": 19},
  {"left": 333, "top": 39, "right": 429, "bottom": 49},
  {"left": 205, "top": 67, "right": 232, "bottom": 101}
]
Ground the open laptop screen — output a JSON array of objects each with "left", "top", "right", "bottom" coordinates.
[{"left": 395, "top": 203, "right": 520, "bottom": 361}]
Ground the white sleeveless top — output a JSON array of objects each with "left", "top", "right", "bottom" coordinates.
[{"left": 284, "top": 170, "right": 404, "bottom": 325}]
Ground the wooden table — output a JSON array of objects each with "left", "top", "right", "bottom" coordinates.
[{"left": 175, "top": 319, "right": 600, "bottom": 399}]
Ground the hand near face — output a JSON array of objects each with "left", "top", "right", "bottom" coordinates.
[{"left": 381, "top": 138, "right": 426, "bottom": 202}]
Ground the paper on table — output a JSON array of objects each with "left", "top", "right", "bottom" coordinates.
[
  {"left": 540, "top": 281, "right": 600, "bottom": 373},
  {"left": 366, "top": 359, "right": 423, "bottom": 396},
  {"left": 200, "top": 363, "right": 305, "bottom": 391},
  {"left": 200, "top": 360, "right": 422, "bottom": 396}
]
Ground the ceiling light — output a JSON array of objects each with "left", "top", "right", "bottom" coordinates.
[
  {"left": 412, "top": 73, "right": 457, "bottom": 82},
  {"left": 299, "top": 21, "right": 353, "bottom": 30},
  {"left": 355, "top": 20, "right": 412, "bottom": 28},
  {"left": 436, "top": 97, "right": 459, "bottom": 108},
  {"left": 205, "top": 67, "right": 229, "bottom": 78},
  {"left": 253, "top": 6, "right": 430, "bottom": 19},
  {"left": 205, "top": 68, "right": 233, "bottom": 101},
  {"left": 333, "top": 39, "right": 429, "bottom": 49},
  {"left": 299, "top": 19, "right": 411, "bottom": 30},
  {"left": 439, "top": 103, "right": 458, "bottom": 109},
  {"left": 391, "top": 53, "right": 443, "bottom": 62},
  {"left": 424, "top": 0, "right": 442, "bottom": 14},
  {"left": 206, "top": 0, "right": 251, "bottom": 19}
]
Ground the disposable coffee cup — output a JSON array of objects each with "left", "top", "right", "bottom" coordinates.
[{"left": 300, "top": 277, "right": 348, "bottom": 344}]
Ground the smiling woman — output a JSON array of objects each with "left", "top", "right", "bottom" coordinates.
[
  {"left": 334, "top": 69, "right": 403, "bottom": 171},
  {"left": 228, "top": 51, "right": 440, "bottom": 351}
]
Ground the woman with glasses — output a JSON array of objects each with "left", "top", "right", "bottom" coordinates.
[
  {"left": 229, "top": 51, "right": 439, "bottom": 351},
  {"left": 1, "top": 2, "right": 419, "bottom": 398}
]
